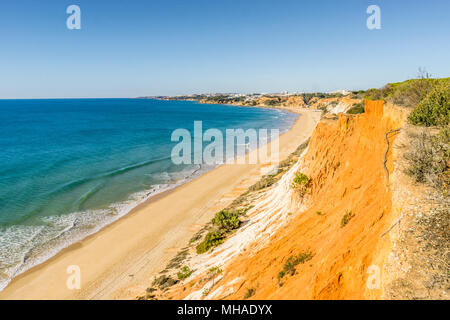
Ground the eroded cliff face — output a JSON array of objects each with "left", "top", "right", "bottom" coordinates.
[
  {"left": 159, "top": 100, "right": 408, "bottom": 300},
  {"left": 215, "top": 101, "right": 406, "bottom": 299}
]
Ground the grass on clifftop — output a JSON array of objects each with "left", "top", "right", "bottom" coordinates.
[
  {"left": 387, "top": 75, "right": 449, "bottom": 194},
  {"left": 405, "top": 127, "right": 449, "bottom": 194},
  {"left": 351, "top": 74, "right": 449, "bottom": 111}
]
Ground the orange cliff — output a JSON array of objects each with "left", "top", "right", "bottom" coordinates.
[{"left": 172, "top": 100, "right": 407, "bottom": 300}]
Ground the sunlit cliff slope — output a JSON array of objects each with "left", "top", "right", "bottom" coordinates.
[
  {"left": 145, "top": 100, "right": 412, "bottom": 300},
  {"left": 215, "top": 100, "right": 407, "bottom": 299}
]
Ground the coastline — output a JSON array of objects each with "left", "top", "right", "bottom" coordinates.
[{"left": 0, "top": 107, "right": 321, "bottom": 300}]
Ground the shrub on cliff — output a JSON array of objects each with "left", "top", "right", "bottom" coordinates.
[
  {"left": 408, "top": 82, "right": 450, "bottom": 126},
  {"left": 352, "top": 75, "right": 449, "bottom": 109},
  {"left": 364, "top": 85, "right": 392, "bottom": 101},
  {"left": 177, "top": 266, "right": 193, "bottom": 280},
  {"left": 152, "top": 275, "right": 178, "bottom": 289},
  {"left": 196, "top": 231, "right": 224, "bottom": 254},
  {"left": 212, "top": 210, "right": 241, "bottom": 231},
  {"left": 291, "top": 172, "right": 310, "bottom": 195},
  {"left": 346, "top": 103, "right": 365, "bottom": 114},
  {"left": 277, "top": 251, "right": 313, "bottom": 285},
  {"left": 243, "top": 288, "right": 256, "bottom": 299},
  {"left": 292, "top": 172, "right": 309, "bottom": 187},
  {"left": 341, "top": 211, "right": 355, "bottom": 227}
]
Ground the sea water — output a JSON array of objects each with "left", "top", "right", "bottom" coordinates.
[{"left": 0, "top": 98, "right": 297, "bottom": 290}]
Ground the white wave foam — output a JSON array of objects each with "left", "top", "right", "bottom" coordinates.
[{"left": 0, "top": 165, "right": 209, "bottom": 291}]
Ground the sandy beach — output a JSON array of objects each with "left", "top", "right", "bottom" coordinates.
[{"left": 0, "top": 108, "right": 321, "bottom": 300}]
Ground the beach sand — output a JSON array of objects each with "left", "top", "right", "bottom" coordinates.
[{"left": 0, "top": 108, "right": 321, "bottom": 300}]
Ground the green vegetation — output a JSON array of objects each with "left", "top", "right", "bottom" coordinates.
[
  {"left": 177, "top": 266, "right": 193, "bottom": 280},
  {"left": 192, "top": 141, "right": 312, "bottom": 256},
  {"left": 279, "top": 139, "right": 310, "bottom": 169},
  {"left": 350, "top": 73, "right": 449, "bottom": 110},
  {"left": 202, "top": 287, "right": 210, "bottom": 296},
  {"left": 152, "top": 275, "right": 178, "bottom": 290},
  {"left": 196, "top": 231, "right": 225, "bottom": 254},
  {"left": 208, "top": 266, "right": 222, "bottom": 275},
  {"left": 196, "top": 208, "right": 246, "bottom": 254},
  {"left": 377, "top": 75, "right": 448, "bottom": 193},
  {"left": 301, "top": 92, "right": 343, "bottom": 104},
  {"left": 408, "top": 82, "right": 449, "bottom": 126},
  {"left": 194, "top": 139, "right": 312, "bottom": 256},
  {"left": 244, "top": 288, "right": 256, "bottom": 299},
  {"left": 248, "top": 170, "right": 281, "bottom": 191},
  {"left": 146, "top": 287, "right": 156, "bottom": 293},
  {"left": 341, "top": 211, "right": 355, "bottom": 228},
  {"left": 277, "top": 270, "right": 286, "bottom": 281},
  {"left": 202, "top": 92, "right": 346, "bottom": 107},
  {"left": 317, "top": 104, "right": 328, "bottom": 113},
  {"left": 166, "top": 248, "right": 189, "bottom": 269},
  {"left": 277, "top": 251, "right": 313, "bottom": 285},
  {"left": 196, "top": 207, "right": 250, "bottom": 254},
  {"left": 291, "top": 172, "right": 310, "bottom": 195},
  {"left": 346, "top": 103, "right": 365, "bottom": 114},
  {"left": 349, "top": 74, "right": 449, "bottom": 194},
  {"left": 292, "top": 172, "right": 309, "bottom": 187},
  {"left": 316, "top": 211, "right": 322, "bottom": 216},
  {"left": 212, "top": 210, "right": 241, "bottom": 231},
  {"left": 264, "top": 99, "right": 279, "bottom": 106},
  {"left": 405, "top": 127, "right": 449, "bottom": 194},
  {"left": 205, "top": 96, "right": 246, "bottom": 104},
  {"left": 137, "top": 293, "right": 157, "bottom": 300}
]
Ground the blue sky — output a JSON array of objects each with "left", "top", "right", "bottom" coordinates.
[{"left": 0, "top": 0, "right": 449, "bottom": 98}]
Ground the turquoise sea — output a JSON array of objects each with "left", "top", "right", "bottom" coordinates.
[{"left": 0, "top": 98, "right": 297, "bottom": 290}]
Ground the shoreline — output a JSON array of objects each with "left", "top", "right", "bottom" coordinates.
[
  {"left": 0, "top": 102, "right": 296, "bottom": 292},
  {"left": 0, "top": 107, "right": 321, "bottom": 300}
]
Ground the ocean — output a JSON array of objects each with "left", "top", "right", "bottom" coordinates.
[{"left": 0, "top": 98, "right": 297, "bottom": 290}]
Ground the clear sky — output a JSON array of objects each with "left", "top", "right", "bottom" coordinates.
[{"left": 0, "top": 0, "right": 449, "bottom": 98}]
